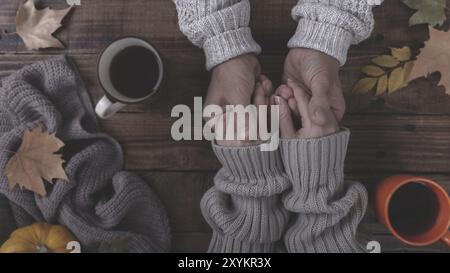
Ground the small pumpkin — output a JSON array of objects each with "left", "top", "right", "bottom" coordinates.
[{"left": 0, "top": 222, "right": 77, "bottom": 253}]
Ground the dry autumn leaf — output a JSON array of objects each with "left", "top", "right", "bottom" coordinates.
[
  {"left": 372, "top": 55, "right": 400, "bottom": 68},
  {"left": 404, "top": 61, "right": 415, "bottom": 79},
  {"left": 376, "top": 75, "right": 388, "bottom": 96},
  {"left": 388, "top": 67, "right": 405, "bottom": 93},
  {"left": 16, "top": 0, "right": 72, "bottom": 50},
  {"left": 354, "top": 47, "right": 413, "bottom": 96},
  {"left": 408, "top": 26, "right": 450, "bottom": 95},
  {"left": 4, "top": 125, "right": 68, "bottom": 196},
  {"left": 352, "top": 78, "right": 378, "bottom": 94},
  {"left": 362, "top": 65, "right": 385, "bottom": 77},
  {"left": 391, "top": 47, "right": 412, "bottom": 62}
]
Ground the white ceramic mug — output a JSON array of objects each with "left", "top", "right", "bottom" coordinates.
[{"left": 95, "top": 37, "right": 164, "bottom": 119}]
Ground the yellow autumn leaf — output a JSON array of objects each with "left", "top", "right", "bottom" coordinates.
[
  {"left": 388, "top": 67, "right": 405, "bottom": 93},
  {"left": 362, "top": 65, "right": 385, "bottom": 77},
  {"left": 353, "top": 78, "right": 378, "bottom": 94},
  {"left": 4, "top": 124, "right": 68, "bottom": 196},
  {"left": 376, "top": 75, "right": 388, "bottom": 96},
  {"left": 372, "top": 55, "right": 400, "bottom": 68},
  {"left": 391, "top": 47, "right": 412, "bottom": 62},
  {"left": 403, "top": 61, "right": 415, "bottom": 79}
]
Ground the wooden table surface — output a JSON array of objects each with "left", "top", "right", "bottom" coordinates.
[{"left": 1, "top": 0, "right": 449, "bottom": 253}]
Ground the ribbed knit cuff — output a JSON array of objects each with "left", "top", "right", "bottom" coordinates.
[
  {"left": 208, "top": 232, "right": 280, "bottom": 253},
  {"left": 280, "top": 129, "right": 350, "bottom": 181},
  {"left": 212, "top": 143, "right": 289, "bottom": 198},
  {"left": 204, "top": 27, "right": 262, "bottom": 71},
  {"left": 288, "top": 19, "right": 353, "bottom": 66}
]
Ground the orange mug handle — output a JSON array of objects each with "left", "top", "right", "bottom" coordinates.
[{"left": 443, "top": 231, "right": 450, "bottom": 247}]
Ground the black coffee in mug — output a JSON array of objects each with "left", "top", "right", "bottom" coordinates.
[
  {"left": 96, "top": 37, "right": 164, "bottom": 119},
  {"left": 109, "top": 46, "right": 160, "bottom": 99},
  {"left": 388, "top": 182, "right": 440, "bottom": 236}
]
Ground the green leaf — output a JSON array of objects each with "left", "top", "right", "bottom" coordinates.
[
  {"left": 362, "top": 65, "right": 385, "bottom": 77},
  {"left": 391, "top": 47, "right": 412, "bottom": 62},
  {"left": 372, "top": 55, "right": 400, "bottom": 68},
  {"left": 401, "top": 0, "right": 447, "bottom": 27},
  {"left": 353, "top": 78, "right": 378, "bottom": 94}
]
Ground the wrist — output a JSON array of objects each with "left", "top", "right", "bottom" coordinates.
[
  {"left": 288, "top": 48, "right": 340, "bottom": 71},
  {"left": 213, "top": 53, "right": 260, "bottom": 75},
  {"left": 288, "top": 19, "right": 352, "bottom": 66},
  {"left": 204, "top": 28, "right": 262, "bottom": 71}
]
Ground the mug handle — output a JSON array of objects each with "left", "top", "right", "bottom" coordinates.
[
  {"left": 95, "top": 96, "right": 126, "bottom": 119},
  {"left": 443, "top": 231, "right": 450, "bottom": 247}
]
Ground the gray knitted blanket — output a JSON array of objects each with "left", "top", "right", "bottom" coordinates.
[{"left": 0, "top": 56, "right": 170, "bottom": 253}]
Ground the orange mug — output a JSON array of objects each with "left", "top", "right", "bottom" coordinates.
[{"left": 376, "top": 175, "right": 450, "bottom": 247}]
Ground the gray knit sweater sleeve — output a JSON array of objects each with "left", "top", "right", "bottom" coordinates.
[
  {"left": 280, "top": 129, "right": 369, "bottom": 253},
  {"left": 288, "top": 0, "right": 384, "bottom": 65},
  {"left": 201, "top": 143, "right": 291, "bottom": 253},
  {"left": 174, "top": 0, "right": 261, "bottom": 70}
]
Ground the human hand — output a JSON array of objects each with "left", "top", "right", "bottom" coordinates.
[
  {"left": 215, "top": 75, "right": 274, "bottom": 147},
  {"left": 274, "top": 79, "right": 339, "bottom": 139},
  {"left": 206, "top": 54, "right": 261, "bottom": 110},
  {"left": 283, "top": 48, "right": 345, "bottom": 122}
]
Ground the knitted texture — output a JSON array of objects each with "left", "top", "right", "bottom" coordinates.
[
  {"left": 280, "top": 130, "right": 368, "bottom": 253},
  {"left": 202, "top": 143, "right": 291, "bottom": 253},
  {"left": 175, "top": 0, "right": 382, "bottom": 68},
  {"left": 175, "top": 0, "right": 261, "bottom": 70},
  {"left": 0, "top": 56, "right": 170, "bottom": 253},
  {"left": 203, "top": 130, "right": 369, "bottom": 253},
  {"left": 288, "top": 0, "right": 384, "bottom": 65}
]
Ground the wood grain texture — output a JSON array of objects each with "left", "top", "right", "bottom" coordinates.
[
  {"left": 145, "top": 172, "right": 450, "bottom": 232},
  {"left": 171, "top": 232, "right": 449, "bottom": 253},
  {"left": 149, "top": 172, "right": 450, "bottom": 252},
  {"left": 1, "top": 1, "right": 450, "bottom": 114},
  {"left": 1, "top": 52, "right": 450, "bottom": 115},
  {"left": 98, "top": 114, "right": 450, "bottom": 173},
  {"left": 1, "top": 0, "right": 449, "bottom": 253}
]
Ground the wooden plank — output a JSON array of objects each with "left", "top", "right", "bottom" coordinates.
[
  {"left": 2, "top": 2, "right": 450, "bottom": 114},
  {"left": 144, "top": 172, "right": 450, "bottom": 232},
  {"left": 172, "top": 232, "right": 210, "bottom": 253},
  {"left": 0, "top": 50, "right": 450, "bottom": 115},
  {"left": 0, "top": 0, "right": 430, "bottom": 53},
  {"left": 0, "top": 0, "right": 184, "bottom": 53},
  {"left": 371, "top": 234, "right": 448, "bottom": 253},
  {"left": 171, "top": 232, "right": 448, "bottom": 253},
  {"left": 0, "top": 53, "right": 208, "bottom": 114},
  {"left": 154, "top": 172, "right": 450, "bottom": 253},
  {"left": 143, "top": 171, "right": 213, "bottom": 233},
  {"left": 1, "top": 56, "right": 450, "bottom": 172},
  {"left": 1, "top": 0, "right": 449, "bottom": 254},
  {"left": 98, "top": 114, "right": 450, "bottom": 172},
  {"left": 1, "top": 50, "right": 450, "bottom": 116}
]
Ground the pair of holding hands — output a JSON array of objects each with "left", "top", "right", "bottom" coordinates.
[{"left": 208, "top": 48, "right": 342, "bottom": 146}]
